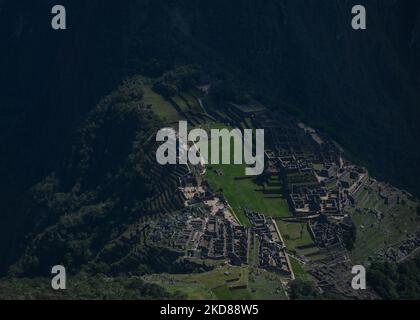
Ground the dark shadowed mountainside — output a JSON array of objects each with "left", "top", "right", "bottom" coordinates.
[{"left": 0, "top": 0, "right": 419, "bottom": 280}]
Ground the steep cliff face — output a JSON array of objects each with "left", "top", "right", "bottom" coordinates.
[
  {"left": 0, "top": 0, "right": 132, "bottom": 274},
  {"left": 177, "top": 0, "right": 420, "bottom": 192},
  {"left": 0, "top": 0, "right": 419, "bottom": 274}
]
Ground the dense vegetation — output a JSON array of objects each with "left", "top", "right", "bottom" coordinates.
[
  {"left": 0, "top": 274, "right": 184, "bottom": 300},
  {"left": 368, "top": 255, "right": 420, "bottom": 299},
  {"left": 2, "top": 77, "right": 189, "bottom": 280},
  {"left": 289, "top": 280, "right": 319, "bottom": 300}
]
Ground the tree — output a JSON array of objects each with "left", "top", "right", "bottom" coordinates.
[{"left": 289, "top": 280, "right": 319, "bottom": 300}]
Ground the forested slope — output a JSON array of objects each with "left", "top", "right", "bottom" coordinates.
[{"left": 1, "top": 0, "right": 419, "bottom": 281}]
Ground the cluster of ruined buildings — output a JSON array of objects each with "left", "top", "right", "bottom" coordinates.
[
  {"left": 215, "top": 96, "right": 369, "bottom": 221},
  {"left": 186, "top": 209, "right": 249, "bottom": 265},
  {"left": 369, "top": 179, "right": 413, "bottom": 208},
  {"left": 142, "top": 79, "right": 419, "bottom": 296},
  {"left": 377, "top": 231, "right": 420, "bottom": 263},
  {"left": 246, "top": 209, "right": 293, "bottom": 276},
  {"left": 212, "top": 99, "right": 369, "bottom": 274},
  {"left": 141, "top": 136, "right": 295, "bottom": 277},
  {"left": 162, "top": 93, "right": 360, "bottom": 278},
  {"left": 309, "top": 261, "right": 378, "bottom": 299},
  {"left": 197, "top": 80, "right": 367, "bottom": 223},
  {"left": 262, "top": 123, "right": 367, "bottom": 219},
  {"left": 142, "top": 202, "right": 293, "bottom": 277},
  {"left": 308, "top": 216, "right": 351, "bottom": 265}
]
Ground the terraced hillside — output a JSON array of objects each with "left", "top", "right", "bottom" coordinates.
[
  {"left": 4, "top": 77, "right": 188, "bottom": 277},
  {"left": 348, "top": 178, "right": 419, "bottom": 263},
  {"left": 143, "top": 265, "right": 288, "bottom": 300}
]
